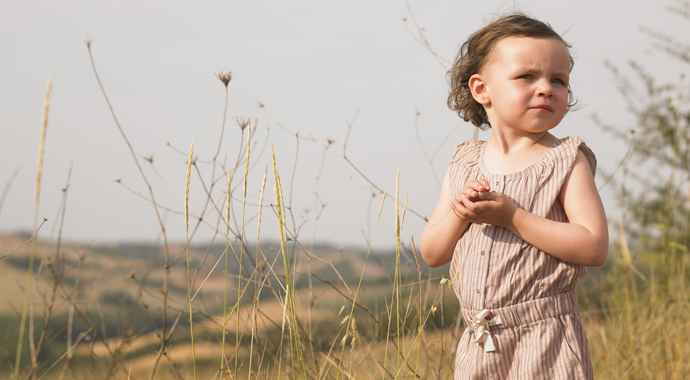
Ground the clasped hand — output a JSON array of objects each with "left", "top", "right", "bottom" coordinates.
[{"left": 450, "top": 179, "right": 518, "bottom": 227}]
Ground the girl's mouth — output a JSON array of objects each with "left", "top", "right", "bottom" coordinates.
[{"left": 532, "top": 104, "right": 553, "bottom": 112}]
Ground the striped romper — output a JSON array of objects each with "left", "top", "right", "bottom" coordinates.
[{"left": 449, "top": 137, "right": 596, "bottom": 380}]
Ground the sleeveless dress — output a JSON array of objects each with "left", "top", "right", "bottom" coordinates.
[{"left": 448, "top": 137, "right": 596, "bottom": 380}]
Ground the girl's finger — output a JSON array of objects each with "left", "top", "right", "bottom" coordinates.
[
  {"left": 452, "top": 198, "right": 474, "bottom": 220},
  {"left": 450, "top": 200, "right": 467, "bottom": 220},
  {"left": 471, "top": 180, "right": 483, "bottom": 190},
  {"left": 478, "top": 191, "right": 497, "bottom": 201},
  {"left": 479, "top": 179, "right": 491, "bottom": 191},
  {"left": 461, "top": 195, "right": 478, "bottom": 212}
]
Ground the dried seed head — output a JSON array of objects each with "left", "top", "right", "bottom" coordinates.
[
  {"left": 217, "top": 71, "right": 232, "bottom": 87},
  {"left": 236, "top": 117, "right": 250, "bottom": 131}
]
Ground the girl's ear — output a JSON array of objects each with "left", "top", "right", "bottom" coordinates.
[{"left": 469, "top": 74, "right": 490, "bottom": 105}]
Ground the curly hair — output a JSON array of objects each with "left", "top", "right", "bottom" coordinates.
[{"left": 447, "top": 14, "right": 577, "bottom": 129}]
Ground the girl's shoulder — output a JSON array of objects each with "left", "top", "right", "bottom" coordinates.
[
  {"left": 551, "top": 136, "right": 597, "bottom": 177},
  {"left": 449, "top": 139, "right": 484, "bottom": 165}
]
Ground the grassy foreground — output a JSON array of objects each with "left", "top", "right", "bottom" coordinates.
[{"left": 2, "top": 220, "right": 689, "bottom": 380}]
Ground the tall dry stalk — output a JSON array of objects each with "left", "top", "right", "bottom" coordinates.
[
  {"left": 221, "top": 168, "right": 232, "bottom": 373},
  {"left": 26, "top": 166, "right": 73, "bottom": 380},
  {"left": 249, "top": 166, "right": 268, "bottom": 376},
  {"left": 15, "top": 77, "right": 51, "bottom": 379},
  {"left": 336, "top": 189, "right": 387, "bottom": 380},
  {"left": 271, "top": 144, "right": 307, "bottom": 379},
  {"left": 395, "top": 170, "right": 401, "bottom": 371},
  {"left": 384, "top": 169, "right": 403, "bottom": 377},
  {"left": 411, "top": 237, "right": 423, "bottom": 378},
  {"left": 185, "top": 142, "right": 197, "bottom": 379},
  {"left": 234, "top": 120, "right": 251, "bottom": 378},
  {"left": 86, "top": 43, "right": 177, "bottom": 380}
]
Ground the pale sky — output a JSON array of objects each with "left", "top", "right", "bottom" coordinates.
[{"left": 1, "top": 0, "right": 687, "bottom": 249}]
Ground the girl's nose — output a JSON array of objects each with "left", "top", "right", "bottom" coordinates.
[{"left": 537, "top": 80, "right": 554, "bottom": 97}]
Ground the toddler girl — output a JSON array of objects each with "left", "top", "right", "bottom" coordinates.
[{"left": 419, "top": 14, "right": 608, "bottom": 380}]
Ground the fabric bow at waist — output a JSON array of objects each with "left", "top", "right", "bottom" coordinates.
[{"left": 470, "top": 309, "right": 503, "bottom": 352}]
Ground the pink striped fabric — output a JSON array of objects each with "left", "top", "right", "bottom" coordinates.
[{"left": 449, "top": 137, "right": 595, "bottom": 379}]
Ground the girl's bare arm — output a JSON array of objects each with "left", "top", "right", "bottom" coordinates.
[
  {"left": 452, "top": 151, "right": 609, "bottom": 266},
  {"left": 419, "top": 167, "right": 479, "bottom": 267}
]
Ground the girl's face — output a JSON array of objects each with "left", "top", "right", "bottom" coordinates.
[{"left": 471, "top": 37, "right": 571, "bottom": 135}]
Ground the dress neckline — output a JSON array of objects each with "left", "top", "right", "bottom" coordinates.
[{"left": 477, "top": 137, "right": 565, "bottom": 179}]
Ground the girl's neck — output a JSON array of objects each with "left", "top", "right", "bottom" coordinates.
[
  {"left": 482, "top": 131, "right": 557, "bottom": 175},
  {"left": 488, "top": 130, "right": 555, "bottom": 154}
]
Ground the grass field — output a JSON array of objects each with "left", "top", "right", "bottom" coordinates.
[{"left": 2, "top": 215, "right": 690, "bottom": 380}]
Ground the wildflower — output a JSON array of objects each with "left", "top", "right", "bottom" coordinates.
[
  {"left": 217, "top": 71, "right": 232, "bottom": 87},
  {"left": 236, "top": 117, "right": 250, "bottom": 131}
]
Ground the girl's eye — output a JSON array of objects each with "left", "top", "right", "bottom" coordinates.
[
  {"left": 518, "top": 74, "right": 533, "bottom": 80},
  {"left": 551, "top": 78, "right": 566, "bottom": 85}
]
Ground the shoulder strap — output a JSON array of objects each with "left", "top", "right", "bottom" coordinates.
[
  {"left": 531, "top": 137, "right": 597, "bottom": 217},
  {"left": 448, "top": 140, "right": 483, "bottom": 199}
]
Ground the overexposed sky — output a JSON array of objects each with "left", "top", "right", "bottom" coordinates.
[{"left": 1, "top": 0, "right": 687, "bottom": 249}]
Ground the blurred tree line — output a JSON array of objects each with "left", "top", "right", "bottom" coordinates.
[{"left": 599, "top": 1, "right": 690, "bottom": 283}]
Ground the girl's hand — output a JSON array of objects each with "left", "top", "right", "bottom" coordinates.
[
  {"left": 457, "top": 179, "right": 492, "bottom": 202},
  {"left": 450, "top": 190, "right": 518, "bottom": 227}
]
